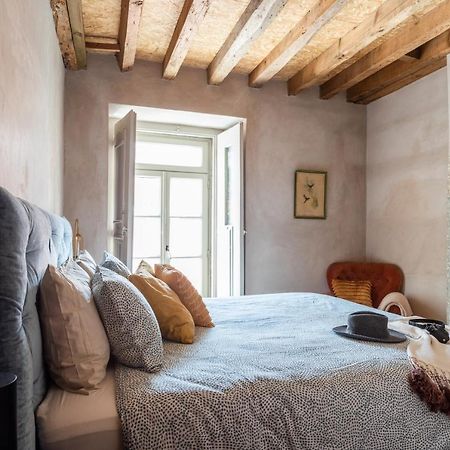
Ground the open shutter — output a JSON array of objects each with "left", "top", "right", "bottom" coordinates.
[
  {"left": 113, "top": 110, "right": 136, "bottom": 267},
  {"left": 216, "top": 122, "right": 244, "bottom": 296}
]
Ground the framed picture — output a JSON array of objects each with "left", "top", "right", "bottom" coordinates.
[{"left": 294, "top": 170, "right": 327, "bottom": 219}]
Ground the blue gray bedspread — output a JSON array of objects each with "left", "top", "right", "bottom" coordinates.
[{"left": 115, "top": 293, "right": 450, "bottom": 449}]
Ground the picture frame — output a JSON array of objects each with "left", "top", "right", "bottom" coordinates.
[{"left": 294, "top": 170, "right": 327, "bottom": 219}]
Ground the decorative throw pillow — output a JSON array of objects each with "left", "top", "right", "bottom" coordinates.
[
  {"left": 100, "top": 251, "right": 131, "bottom": 278},
  {"left": 154, "top": 264, "right": 214, "bottom": 328},
  {"left": 76, "top": 249, "right": 97, "bottom": 278},
  {"left": 39, "top": 261, "right": 110, "bottom": 394},
  {"left": 92, "top": 267, "right": 163, "bottom": 372},
  {"left": 129, "top": 273, "right": 196, "bottom": 344},
  {"left": 331, "top": 279, "right": 373, "bottom": 308},
  {"left": 135, "top": 259, "right": 155, "bottom": 276}
]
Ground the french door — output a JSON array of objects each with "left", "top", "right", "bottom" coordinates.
[{"left": 133, "top": 170, "right": 210, "bottom": 295}]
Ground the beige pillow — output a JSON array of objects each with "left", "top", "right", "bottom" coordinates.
[
  {"left": 39, "top": 261, "right": 110, "bottom": 394},
  {"left": 128, "top": 273, "right": 195, "bottom": 344},
  {"left": 331, "top": 279, "right": 373, "bottom": 308},
  {"left": 154, "top": 264, "right": 214, "bottom": 328},
  {"left": 135, "top": 259, "right": 155, "bottom": 276},
  {"left": 76, "top": 249, "right": 97, "bottom": 278}
]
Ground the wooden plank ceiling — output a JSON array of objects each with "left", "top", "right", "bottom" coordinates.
[{"left": 51, "top": 0, "right": 450, "bottom": 104}]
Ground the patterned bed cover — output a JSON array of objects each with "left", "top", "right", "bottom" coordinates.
[{"left": 115, "top": 293, "right": 450, "bottom": 450}]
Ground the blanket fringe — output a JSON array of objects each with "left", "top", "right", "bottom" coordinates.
[{"left": 408, "top": 368, "right": 450, "bottom": 415}]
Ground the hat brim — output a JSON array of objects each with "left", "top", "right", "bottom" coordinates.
[{"left": 332, "top": 325, "right": 406, "bottom": 343}]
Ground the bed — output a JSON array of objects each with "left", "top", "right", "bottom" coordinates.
[{"left": 1, "top": 186, "right": 450, "bottom": 450}]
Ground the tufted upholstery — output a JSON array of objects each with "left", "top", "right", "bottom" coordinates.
[
  {"left": 0, "top": 187, "right": 72, "bottom": 450},
  {"left": 327, "top": 262, "right": 404, "bottom": 309}
]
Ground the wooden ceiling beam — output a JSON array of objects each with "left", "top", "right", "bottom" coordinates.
[
  {"left": 320, "top": 0, "right": 450, "bottom": 99},
  {"left": 163, "top": 0, "right": 210, "bottom": 80},
  {"left": 66, "top": 0, "right": 86, "bottom": 69},
  {"left": 86, "top": 41, "right": 121, "bottom": 53},
  {"left": 117, "top": 0, "right": 144, "bottom": 72},
  {"left": 353, "top": 57, "right": 447, "bottom": 104},
  {"left": 287, "top": 0, "right": 446, "bottom": 96},
  {"left": 50, "top": 0, "right": 78, "bottom": 70},
  {"left": 249, "top": 0, "right": 347, "bottom": 88},
  {"left": 347, "top": 30, "right": 450, "bottom": 104},
  {"left": 208, "top": 0, "right": 288, "bottom": 86}
]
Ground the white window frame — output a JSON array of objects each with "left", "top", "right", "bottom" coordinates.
[{"left": 136, "top": 132, "right": 210, "bottom": 174}]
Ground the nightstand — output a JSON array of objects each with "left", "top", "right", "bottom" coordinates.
[{"left": 0, "top": 373, "right": 17, "bottom": 450}]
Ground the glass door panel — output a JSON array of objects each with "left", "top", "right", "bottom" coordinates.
[
  {"left": 167, "top": 173, "right": 209, "bottom": 295},
  {"left": 133, "top": 173, "right": 162, "bottom": 271},
  {"left": 169, "top": 177, "right": 203, "bottom": 216}
]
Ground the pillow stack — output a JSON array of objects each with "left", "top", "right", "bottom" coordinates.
[{"left": 39, "top": 250, "right": 214, "bottom": 397}]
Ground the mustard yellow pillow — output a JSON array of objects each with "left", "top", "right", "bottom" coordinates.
[
  {"left": 128, "top": 273, "right": 195, "bottom": 344},
  {"left": 331, "top": 279, "right": 372, "bottom": 307}
]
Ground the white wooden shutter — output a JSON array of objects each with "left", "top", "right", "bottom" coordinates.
[
  {"left": 216, "top": 122, "right": 244, "bottom": 296},
  {"left": 113, "top": 110, "right": 136, "bottom": 267}
]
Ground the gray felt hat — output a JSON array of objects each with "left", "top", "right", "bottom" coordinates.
[{"left": 333, "top": 311, "right": 406, "bottom": 343}]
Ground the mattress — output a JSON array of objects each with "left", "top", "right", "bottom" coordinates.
[{"left": 36, "top": 367, "right": 122, "bottom": 450}]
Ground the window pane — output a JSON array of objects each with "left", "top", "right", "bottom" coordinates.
[
  {"left": 132, "top": 257, "right": 161, "bottom": 273},
  {"left": 170, "top": 258, "right": 203, "bottom": 294},
  {"left": 134, "top": 175, "right": 161, "bottom": 216},
  {"left": 133, "top": 217, "right": 161, "bottom": 257},
  {"left": 136, "top": 140, "right": 203, "bottom": 167},
  {"left": 169, "top": 218, "right": 202, "bottom": 257},
  {"left": 170, "top": 177, "right": 203, "bottom": 217}
]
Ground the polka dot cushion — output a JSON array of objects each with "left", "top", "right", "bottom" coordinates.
[{"left": 92, "top": 267, "right": 163, "bottom": 372}]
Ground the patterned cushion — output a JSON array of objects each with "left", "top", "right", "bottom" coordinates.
[
  {"left": 129, "top": 273, "right": 195, "bottom": 344},
  {"left": 39, "top": 262, "right": 110, "bottom": 394},
  {"left": 76, "top": 249, "right": 97, "bottom": 279},
  {"left": 92, "top": 267, "right": 163, "bottom": 372},
  {"left": 154, "top": 264, "right": 214, "bottom": 327},
  {"left": 331, "top": 279, "right": 373, "bottom": 307},
  {"left": 100, "top": 251, "right": 131, "bottom": 278}
]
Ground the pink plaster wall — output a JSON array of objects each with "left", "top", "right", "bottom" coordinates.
[
  {"left": 64, "top": 54, "right": 367, "bottom": 295},
  {"left": 0, "top": 0, "right": 65, "bottom": 213},
  {"left": 366, "top": 68, "right": 448, "bottom": 320}
]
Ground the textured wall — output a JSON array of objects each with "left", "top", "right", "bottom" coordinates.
[
  {"left": 0, "top": 0, "right": 65, "bottom": 213},
  {"left": 64, "top": 55, "right": 367, "bottom": 295},
  {"left": 366, "top": 68, "right": 448, "bottom": 320}
]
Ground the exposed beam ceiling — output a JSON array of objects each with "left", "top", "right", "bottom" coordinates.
[
  {"left": 52, "top": 0, "right": 449, "bottom": 103},
  {"left": 287, "top": 0, "right": 446, "bottom": 96},
  {"left": 347, "top": 30, "right": 450, "bottom": 104},
  {"left": 208, "top": 0, "right": 288, "bottom": 86},
  {"left": 163, "top": 0, "right": 210, "bottom": 80},
  {"left": 320, "top": 0, "right": 450, "bottom": 99},
  {"left": 249, "top": 0, "right": 347, "bottom": 87},
  {"left": 117, "top": 0, "right": 144, "bottom": 71}
]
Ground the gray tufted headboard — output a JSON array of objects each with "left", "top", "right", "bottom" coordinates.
[{"left": 0, "top": 187, "right": 72, "bottom": 450}]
